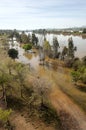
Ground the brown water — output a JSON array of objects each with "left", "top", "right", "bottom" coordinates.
[{"left": 36, "top": 34, "right": 86, "bottom": 58}]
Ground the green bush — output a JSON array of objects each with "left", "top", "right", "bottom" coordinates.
[
  {"left": 23, "top": 44, "right": 32, "bottom": 51},
  {"left": 0, "top": 109, "right": 12, "bottom": 123},
  {"left": 71, "top": 71, "right": 81, "bottom": 82},
  {"left": 8, "top": 48, "right": 18, "bottom": 59}
]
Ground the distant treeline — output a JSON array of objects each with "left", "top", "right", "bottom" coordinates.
[
  {"left": 0, "top": 28, "right": 86, "bottom": 36},
  {"left": 33, "top": 28, "right": 86, "bottom": 35}
]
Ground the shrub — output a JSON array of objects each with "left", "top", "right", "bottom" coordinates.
[
  {"left": 0, "top": 109, "right": 12, "bottom": 123},
  {"left": 23, "top": 44, "right": 32, "bottom": 51},
  {"left": 8, "top": 48, "right": 18, "bottom": 59}
]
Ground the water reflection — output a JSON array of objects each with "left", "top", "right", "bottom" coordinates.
[
  {"left": 9, "top": 41, "right": 39, "bottom": 70},
  {"left": 18, "top": 47, "right": 39, "bottom": 69}
]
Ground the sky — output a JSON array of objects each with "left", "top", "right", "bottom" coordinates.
[{"left": 0, "top": 0, "right": 86, "bottom": 29}]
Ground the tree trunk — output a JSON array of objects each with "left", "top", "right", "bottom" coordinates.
[
  {"left": 2, "top": 84, "right": 7, "bottom": 107},
  {"left": 20, "top": 84, "right": 23, "bottom": 98}
]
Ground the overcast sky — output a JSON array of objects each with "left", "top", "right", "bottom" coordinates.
[{"left": 0, "top": 0, "right": 86, "bottom": 29}]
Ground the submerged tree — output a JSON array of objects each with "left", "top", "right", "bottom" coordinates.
[
  {"left": 61, "top": 46, "right": 68, "bottom": 60},
  {"left": 43, "top": 38, "right": 51, "bottom": 57},
  {"left": 68, "top": 37, "right": 77, "bottom": 59},
  {"left": 53, "top": 37, "right": 59, "bottom": 58},
  {"left": 31, "top": 33, "right": 38, "bottom": 46}
]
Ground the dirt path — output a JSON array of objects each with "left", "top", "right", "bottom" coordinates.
[
  {"left": 37, "top": 66, "right": 86, "bottom": 130},
  {"left": 49, "top": 85, "right": 86, "bottom": 130},
  {"left": 10, "top": 113, "right": 55, "bottom": 130}
]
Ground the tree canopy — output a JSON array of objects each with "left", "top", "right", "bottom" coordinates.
[
  {"left": 8, "top": 48, "right": 18, "bottom": 60},
  {"left": 23, "top": 44, "right": 32, "bottom": 51}
]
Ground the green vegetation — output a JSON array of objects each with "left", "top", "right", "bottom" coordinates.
[
  {"left": 20, "top": 32, "right": 29, "bottom": 44},
  {"left": 68, "top": 37, "right": 77, "bottom": 59},
  {"left": 43, "top": 38, "right": 51, "bottom": 56},
  {"left": 32, "top": 33, "right": 38, "bottom": 46},
  {"left": 8, "top": 48, "right": 18, "bottom": 60},
  {"left": 23, "top": 44, "right": 32, "bottom": 51},
  {"left": 0, "top": 109, "right": 12, "bottom": 123}
]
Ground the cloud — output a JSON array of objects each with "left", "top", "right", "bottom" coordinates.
[{"left": 0, "top": 0, "right": 86, "bottom": 29}]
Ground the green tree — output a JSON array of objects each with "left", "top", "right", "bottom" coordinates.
[
  {"left": 8, "top": 49, "right": 18, "bottom": 60},
  {"left": 14, "top": 63, "right": 28, "bottom": 97},
  {"left": 0, "top": 69, "right": 11, "bottom": 105},
  {"left": 62, "top": 46, "right": 68, "bottom": 60},
  {"left": 23, "top": 44, "right": 32, "bottom": 51},
  {"left": 32, "top": 33, "right": 38, "bottom": 46},
  {"left": 68, "top": 37, "right": 77, "bottom": 59},
  {"left": 43, "top": 39, "right": 51, "bottom": 56}
]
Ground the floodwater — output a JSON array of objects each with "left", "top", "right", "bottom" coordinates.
[
  {"left": 9, "top": 33, "right": 86, "bottom": 70},
  {"left": 36, "top": 34, "right": 86, "bottom": 58}
]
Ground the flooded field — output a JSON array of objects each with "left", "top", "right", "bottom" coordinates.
[{"left": 36, "top": 34, "right": 86, "bottom": 58}]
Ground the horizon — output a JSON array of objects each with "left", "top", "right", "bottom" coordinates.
[{"left": 0, "top": 0, "right": 86, "bottom": 30}]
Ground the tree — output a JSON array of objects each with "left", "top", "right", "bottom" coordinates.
[
  {"left": 14, "top": 63, "right": 28, "bottom": 97},
  {"left": 68, "top": 37, "right": 77, "bottom": 59},
  {"left": 32, "top": 33, "right": 38, "bottom": 46},
  {"left": 39, "top": 47, "right": 45, "bottom": 65},
  {"left": 8, "top": 49, "right": 18, "bottom": 60},
  {"left": 20, "top": 32, "right": 29, "bottom": 44},
  {"left": 43, "top": 39, "right": 51, "bottom": 56},
  {"left": 53, "top": 37, "right": 59, "bottom": 58},
  {"left": 0, "top": 69, "right": 11, "bottom": 105},
  {"left": 23, "top": 44, "right": 32, "bottom": 51},
  {"left": 32, "top": 77, "right": 51, "bottom": 107},
  {"left": 6, "top": 58, "right": 15, "bottom": 75},
  {"left": 28, "top": 33, "right": 31, "bottom": 43},
  {"left": 62, "top": 46, "right": 68, "bottom": 60}
]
